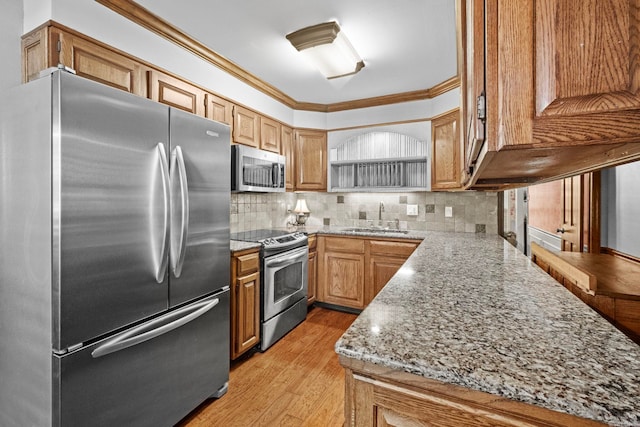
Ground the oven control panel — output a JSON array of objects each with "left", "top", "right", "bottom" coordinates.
[{"left": 262, "top": 232, "right": 306, "bottom": 247}]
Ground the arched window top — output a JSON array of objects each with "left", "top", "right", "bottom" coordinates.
[{"left": 332, "top": 131, "right": 427, "bottom": 162}]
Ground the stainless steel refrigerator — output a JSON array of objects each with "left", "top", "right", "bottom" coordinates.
[{"left": 0, "top": 70, "right": 231, "bottom": 426}]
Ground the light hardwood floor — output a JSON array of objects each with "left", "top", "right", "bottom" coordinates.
[{"left": 177, "top": 307, "right": 358, "bottom": 427}]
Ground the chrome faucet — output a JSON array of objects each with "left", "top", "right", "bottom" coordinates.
[{"left": 378, "top": 201, "right": 384, "bottom": 225}]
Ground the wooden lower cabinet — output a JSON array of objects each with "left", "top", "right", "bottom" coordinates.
[
  {"left": 230, "top": 249, "right": 260, "bottom": 360},
  {"left": 317, "top": 236, "right": 420, "bottom": 310},
  {"left": 307, "top": 234, "right": 317, "bottom": 305},
  {"left": 340, "top": 357, "right": 606, "bottom": 427}
]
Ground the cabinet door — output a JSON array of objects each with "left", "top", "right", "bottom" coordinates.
[
  {"left": 528, "top": 1, "right": 640, "bottom": 147},
  {"left": 368, "top": 257, "right": 405, "bottom": 304},
  {"left": 281, "top": 125, "right": 295, "bottom": 191},
  {"left": 321, "top": 251, "right": 365, "bottom": 310},
  {"left": 147, "top": 70, "right": 205, "bottom": 116},
  {"left": 205, "top": 92, "right": 232, "bottom": 125},
  {"left": 431, "top": 109, "right": 462, "bottom": 190},
  {"left": 307, "top": 250, "right": 317, "bottom": 305},
  {"left": 294, "top": 129, "right": 327, "bottom": 191},
  {"left": 21, "top": 26, "right": 49, "bottom": 83},
  {"left": 232, "top": 271, "right": 260, "bottom": 359},
  {"left": 260, "top": 116, "right": 281, "bottom": 153},
  {"left": 53, "top": 28, "right": 146, "bottom": 96},
  {"left": 233, "top": 105, "right": 260, "bottom": 148}
]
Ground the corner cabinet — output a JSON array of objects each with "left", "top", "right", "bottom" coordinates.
[
  {"left": 295, "top": 129, "right": 327, "bottom": 191},
  {"left": 317, "top": 235, "right": 420, "bottom": 311},
  {"left": 463, "top": 0, "right": 640, "bottom": 190},
  {"left": 329, "top": 132, "right": 428, "bottom": 192},
  {"left": 230, "top": 249, "right": 261, "bottom": 360}
]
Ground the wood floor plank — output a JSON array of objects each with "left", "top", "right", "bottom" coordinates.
[{"left": 177, "top": 307, "right": 357, "bottom": 427}]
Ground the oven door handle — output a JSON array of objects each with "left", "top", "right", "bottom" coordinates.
[{"left": 265, "top": 249, "right": 307, "bottom": 268}]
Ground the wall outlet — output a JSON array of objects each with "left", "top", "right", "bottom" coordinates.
[
  {"left": 406, "top": 204, "right": 419, "bottom": 216},
  {"left": 445, "top": 206, "right": 453, "bottom": 217}
]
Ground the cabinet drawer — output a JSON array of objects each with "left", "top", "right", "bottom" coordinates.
[
  {"left": 369, "top": 240, "right": 419, "bottom": 257},
  {"left": 323, "top": 237, "right": 365, "bottom": 254},
  {"left": 236, "top": 252, "right": 260, "bottom": 276}
]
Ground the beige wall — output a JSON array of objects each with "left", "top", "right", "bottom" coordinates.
[{"left": 231, "top": 191, "right": 498, "bottom": 234}]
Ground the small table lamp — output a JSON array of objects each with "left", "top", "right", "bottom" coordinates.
[{"left": 293, "top": 199, "right": 310, "bottom": 225}]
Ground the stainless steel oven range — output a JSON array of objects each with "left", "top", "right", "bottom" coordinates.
[{"left": 230, "top": 229, "right": 308, "bottom": 351}]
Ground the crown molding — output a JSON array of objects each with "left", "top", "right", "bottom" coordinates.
[{"left": 96, "top": 0, "right": 459, "bottom": 112}]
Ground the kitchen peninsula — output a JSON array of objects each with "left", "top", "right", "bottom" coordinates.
[{"left": 331, "top": 231, "right": 640, "bottom": 427}]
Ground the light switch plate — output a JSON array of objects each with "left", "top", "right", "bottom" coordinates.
[
  {"left": 445, "top": 206, "right": 453, "bottom": 217},
  {"left": 407, "top": 204, "right": 418, "bottom": 216}
]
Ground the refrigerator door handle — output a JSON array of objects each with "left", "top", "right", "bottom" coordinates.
[
  {"left": 171, "top": 145, "right": 189, "bottom": 278},
  {"left": 156, "top": 142, "right": 171, "bottom": 284},
  {"left": 91, "top": 296, "right": 219, "bottom": 358}
]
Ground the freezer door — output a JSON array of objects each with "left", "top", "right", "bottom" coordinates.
[
  {"left": 169, "top": 109, "right": 231, "bottom": 306},
  {"left": 53, "top": 291, "right": 230, "bottom": 427},
  {"left": 54, "top": 72, "right": 170, "bottom": 351}
]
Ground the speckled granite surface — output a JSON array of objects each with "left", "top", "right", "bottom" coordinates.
[
  {"left": 335, "top": 232, "right": 640, "bottom": 427},
  {"left": 230, "top": 240, "right": 261, "bottom": 252}
]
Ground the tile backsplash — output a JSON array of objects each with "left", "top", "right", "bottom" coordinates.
[{"left": 231, "top": 191, "right": 498, "bottom": 235}]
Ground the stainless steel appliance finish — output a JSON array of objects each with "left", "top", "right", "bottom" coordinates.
[
  {"left": 0, "top": 70, "right": 231, "bottom": 427},
  {"left": 230, "top": 229, "right": 308, "bottom": 351},
  {"left": 231, "top": 144, "right": 286, "bottom": 192}
]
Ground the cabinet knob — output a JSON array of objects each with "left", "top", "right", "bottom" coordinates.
[{"left": 556, "top": 227, "right": 566, "bottom": 234}]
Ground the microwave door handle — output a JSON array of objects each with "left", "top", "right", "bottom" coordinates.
[
  {"left": 155, "top": 143, "right": 170, "bottom": 284},
  {"left": 272, "top": 163, "right": 280, "bottom": 188},
  {"left": 91, "top": 296, "right": 219, "bottom": 358},
  {"left": 171, "top": 145, "right": 189, "bottom": 278}
]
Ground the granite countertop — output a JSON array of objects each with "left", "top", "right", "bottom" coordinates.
[{"left": 335, "top": 231, "right": 640, "bottom": 427}]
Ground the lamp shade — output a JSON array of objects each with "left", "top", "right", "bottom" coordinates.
[
  {"left": 293, "top": 199, "right": 310, "bottom": 214},
  {"left": 286, "top": 21, "right": 364, "bottom": 79}
]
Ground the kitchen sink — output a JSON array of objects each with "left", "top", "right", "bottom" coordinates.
[{"left": 342, "top": 227, "right": 409, "bottom": 234}]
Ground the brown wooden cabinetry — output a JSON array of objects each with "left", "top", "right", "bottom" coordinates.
[
  {"left": 431, "top": 109, "right": 462, "bottom": 190},
  {"left": 462, "top": 0, "right": 640, "bottom": 190},
  {"left": 366, "top": 239, "right": 419, "bottom": 304},
  {"left": 280, "top": 125, "right": 295, "bottom": 191},
  {"left": 147, "top": 69, "right": 205, "bottom": 116},
  {"left": 233, "top": 105, "right": 260, "bottom": 148},
  {"left": 230, "top": 249, "right": 261, "bottom": 359},
  {"left": 22, "top": 24, "right": 146, "bottom": 96},
  {"left": 317, "top": 236, "right": 366, "bottom": 310},
  {"left": 259, "top": 116, "right": 281, "bottom": 153},
  {"left": 307, "top": 234, "right": 317, "bottom": 305},
  {"left": 317, "top": 235, "right": 420, "bottom": 311},
  {"left": 341, "top": 357, "right": 606, "bottom": 427},
  {"left": 205, "top": 92, "right": 232, "bottom": 125},
  {"left": 294, "top": 129, "right": 327, "bottom": 191}
]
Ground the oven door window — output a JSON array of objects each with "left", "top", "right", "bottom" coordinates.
[{"left": 263, "top": 246, "right": 308, "bottom": 321}]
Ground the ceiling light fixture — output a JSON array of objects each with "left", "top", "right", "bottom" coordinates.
[{"left": 286, "top": 21, "right": 365, "bottom": 79}]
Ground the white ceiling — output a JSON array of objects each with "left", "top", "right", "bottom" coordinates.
[{"left": 135, "top": 0, "right": 458, "bottom": 105}]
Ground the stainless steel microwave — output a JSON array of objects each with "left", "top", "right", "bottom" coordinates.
[{"left": 231, "top": 144, "right": 286, "bottom": 192}]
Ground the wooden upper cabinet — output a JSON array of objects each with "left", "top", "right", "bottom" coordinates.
[
  {"left": 280, "top": 125, "right": 295, "bottom": 191},
  {"left": 431, "top": 109, "right": 462, "bottom": 190},
  {"left": 205, "top": 92, "right": 232, "bottom": 125},
  {"left": 294, "top": 129, "right": 327, "bottom": 191},
  {"left": 259, "top": 116, "right": 281, "bottom": 153},
  {"left": 233, "top": 105, "right": 260, "bottom": 148},
  {"left": 463, "top": 0, "right": 640, "bottom": 190},
  {"left": 22, "top": 25, "right": 146, "bottom": 96},
  {"left": 147, "top": 70, "right": 205, "bottom": 116}
]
